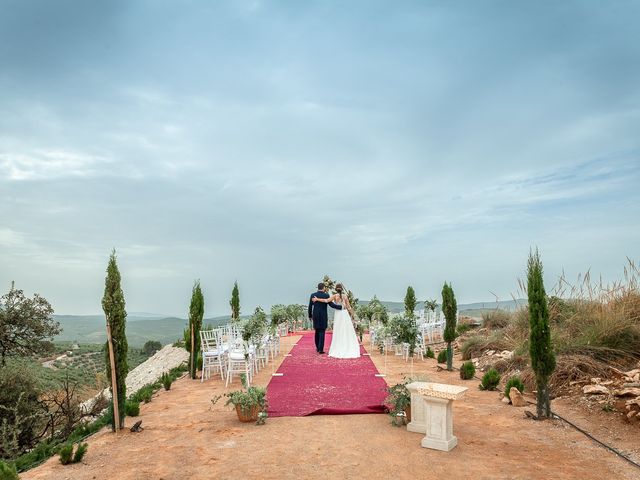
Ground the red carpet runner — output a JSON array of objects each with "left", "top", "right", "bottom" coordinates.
[{"left": 267, "top": 332, "right": 388, "bottom": 417}]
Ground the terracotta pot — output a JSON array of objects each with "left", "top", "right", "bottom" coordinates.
[
  {"left": 235, "top": 404, "right": 260, "bottom": 422},
  {"left": 404, "top": 405, "right": 412, "bottom": 423}
]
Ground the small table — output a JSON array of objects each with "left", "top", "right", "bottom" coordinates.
[{"left": 406, "top": 382, "right": 468, "bottom": 452}]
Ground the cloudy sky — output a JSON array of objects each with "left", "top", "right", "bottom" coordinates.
[{"left": 1, "top": 1, "right": 638, "bottom": 316}]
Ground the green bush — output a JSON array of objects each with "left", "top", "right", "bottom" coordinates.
[
  {"left": 504, "top": 376, "right": 525, "bottom": 400},
  {"left": 426, "top": 347, "right": 435, "bottom": 359},
  {"left": 456, "top": 323, "right": 472, "bottom": 336},
  {"left": 0, "top": 364, "right": 44, "bottom": 459},
  {"left": 141, "top": 340, "right": 162, "bottom": 356},
  {"left": 480, "top": 368, "right": 501, "bottom": 391},
  {"left": 130, "top": 384, "right": 155, "bottom": 404},
  {"left": 58, "top": 444, "right": 73, "bottom": 465},
  {"left": 125, "top": 401, "right": 140, "bottom": 417},
  {"left": 0, "top": 460, "right": 19, "bottom": 480},
  {"left": 161, "top": 372, "right": 172, "bottom": 391},
  {"left": 459, "top": 361, "right": 475, "bottom": 380},
  {"left": 73, "top": 443, "right": 88, "bottom": 463},
  {"left": 59, "top": 443, "right": 88, "bottom": 466},
  {"left": 437, "top": 349, "right": 447, "bottom": 364}
]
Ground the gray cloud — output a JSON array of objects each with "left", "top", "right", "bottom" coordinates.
[{"left": 1, "top": 1, "right": 639, "bottom": 315}]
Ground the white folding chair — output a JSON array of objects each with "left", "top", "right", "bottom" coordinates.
[{"left": 200, "top": 329, "right": 226, "bottom": 382}]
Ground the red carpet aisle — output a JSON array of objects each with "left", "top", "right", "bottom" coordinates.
[{"left": 267, "top": 332, "right": 388, "bottom": 417}]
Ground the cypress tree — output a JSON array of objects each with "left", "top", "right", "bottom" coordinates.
[
  {"left": 230, "top": 281, "right": 240, "bottom": 322},
  {"left": 189, "top": 280, "right": 204, "bottom": 379},
  {"left": 404, "top": 286, "right": 417, "bottom": 318},
  {"left": 442, "top": 282, "right": 457, "bottom": 371},
  {"left": 102, "top": 250, "right": 128, "bottom": 431},
  {"left": 527, "top": 249, "right": 556, "bottom": 419}
]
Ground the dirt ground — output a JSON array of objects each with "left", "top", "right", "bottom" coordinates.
[{"left": 22, "top": 335, "right": 640, "bottom": 480}]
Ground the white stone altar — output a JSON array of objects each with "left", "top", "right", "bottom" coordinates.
[{"left": 406, "top": 382, "right": 468, "bottom": 452}]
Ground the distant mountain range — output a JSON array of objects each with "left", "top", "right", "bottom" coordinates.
[{"left": 53, "top": 299, "right": 526, "bottom": 346}]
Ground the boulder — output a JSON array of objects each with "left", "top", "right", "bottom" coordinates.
[
  {"left": 613, "top": 388, "right": 640, "bottom": 398},
  {"left": 501, "top": 396, "right": 511, "bottom": 405},
  {"left": 583, "top": 385, "right": 610, "bottom": 395},
  {"left": 509, "top": 387, "right": 527, "bottom": 407}
]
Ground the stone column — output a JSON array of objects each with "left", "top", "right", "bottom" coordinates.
[
  {"left": 406, "top": 381, "right": 428, "bottom": 434},
  {"left": 421, "top": 396, "right": 457, "bottom": 451}
]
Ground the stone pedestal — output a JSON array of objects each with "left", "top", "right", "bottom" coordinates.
[
  {"left": 406, "top": 382, "right": 468, "bottom": 452},
  {"left": 406, "top": 382, "right": 429, "bottom": 434},
  {"left": 420, "top": 396, "right": 457, "bottom": 451}
]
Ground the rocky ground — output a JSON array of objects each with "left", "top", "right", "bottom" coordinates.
[
  {"left": 22, "top": 335, "right": 640, "bottom": 480},
  {"left": 81, "top": 344, "right": 189, "bottom": 412}
]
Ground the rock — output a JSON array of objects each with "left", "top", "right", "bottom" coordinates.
[
  {"left": 626, "top": 411, "right": 638, "bottom": 422},
  {"left": 501, "top": 396, "right": 511, "bottom": 405},
  {"left": 624, "top": 369, "right": 640, "bottom": 377},
  {"left": 613, "top": 388, "right": 640, "bottom": 398},
  {"left": 486, "top": 350, "right": 495, "bottom": 356},
  {"left": 510, "top": 387, "right": 527, "bottom": 407},
  {"left": 599, "top": 380, "right": 613, "bottom": 386},
  {"left": 583, "top": 385, "right": 610, "bottom": 395},
  {"left": 590, "top": 377, "right": 602, "bottom": 384},
  {"left": 623, "top": 383, "right": 640, "bottom": 388}
]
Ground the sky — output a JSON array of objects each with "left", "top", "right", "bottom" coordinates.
[{"left": 1, "top": 0, "right": 639, "bottom": 317}]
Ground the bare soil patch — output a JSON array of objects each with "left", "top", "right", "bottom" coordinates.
[{"left": 21, "top": 335, "right": 639, "bottom": 480}]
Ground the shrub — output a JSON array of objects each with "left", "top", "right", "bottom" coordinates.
[
  {"left": 459, "top": 361, "right": 475, "bottom": 380},
  {"left": 73, "top": 443, "right": 88, "bottom": 463},
  {"left": 161, "top": 372, "right": 172, "bottom": 391},
  {"left": 480, "top": 368, "right": 501, "bottom": 391},
  {"left": 130, "top": 384, "right": 155, "bottom": 404},
  {"left": 58, "top": 444, "right": 73, "bottom": 465},
  {"left": 0, "top": 365, "right": 45, "bottom": 459},
  {"left": 141, "top": 341, "right": 162, "bottom": 356},
  {"left": 456, "top": 323, "right": 472, "bottom": 336},
  {"left": 504, "top": 376, "right": 525, "bottom": 400},
  {"left": 125, "top": 401, "right": 140, "bottom": 417},
  {"left": 59, "top": 443, "right": 88, "bottom": 465},
  {"left": 0, "top": 461, "right": 19, "bottom": 480},
  {"left": 426, "top": 347, "right": 435, "bottom": 359},
  {"left": 437, "top": 349, "right": 447, "bottom": 364}
]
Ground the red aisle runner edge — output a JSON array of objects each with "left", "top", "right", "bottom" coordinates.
[{"left": 267, "top": 332, "right": 388, "bottom": 417}]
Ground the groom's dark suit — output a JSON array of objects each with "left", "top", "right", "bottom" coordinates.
[{"left": 308, "top": 290, "right": 342, "bottom": 353}]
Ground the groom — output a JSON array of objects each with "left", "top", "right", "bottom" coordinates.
[{"left": 308, "top": 282, "right": 343, "bottom": 354}]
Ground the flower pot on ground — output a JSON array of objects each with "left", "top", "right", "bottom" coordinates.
[
  {"left": 385, "top": 382, "right": 411, "bottom": 426},
  {"left": 223, "top": 374, "right": 268, "bottom": 425},
  {"left": 235, "top": 404, "right": 261, "bottom": 422}
]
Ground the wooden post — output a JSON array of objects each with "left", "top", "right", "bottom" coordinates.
[
  {"left": 106, "top": 321, "right": 120, "bottom": 432},
  {"left": 190, "top": 325, "right": 195, "bottom": 379}
]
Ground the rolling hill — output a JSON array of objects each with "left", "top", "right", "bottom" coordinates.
[{"left": 54, "top": 299, "right": 526, "bottom": 345}]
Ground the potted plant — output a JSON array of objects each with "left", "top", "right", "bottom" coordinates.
[
  {"left": 385, "top": 382, "right": 411, "bottom": 426},
  {"left": 223, "top": 374, "right": 268, "bottom": 424}
]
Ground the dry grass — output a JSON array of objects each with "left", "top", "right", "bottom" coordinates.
[
  {"left": 472, "top": 259, "right": 640, "bottom": 393},
  {"left": 520, "top": 354, "right": 611, "bottom": 395},
  {"left": 481, "top": 309, "right": 511, "bottom": 330}
]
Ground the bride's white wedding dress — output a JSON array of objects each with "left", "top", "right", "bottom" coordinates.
[{"left": 329, "top": 301, "right": 361, "bottom": 359}]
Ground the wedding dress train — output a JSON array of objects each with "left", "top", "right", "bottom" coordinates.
[{"left": 329, "top": 307, "right": 361, "bottom": 359}]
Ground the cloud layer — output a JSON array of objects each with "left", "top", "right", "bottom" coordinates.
[{"left": 1, "top": 1, "right": 638, "bottom": 315}]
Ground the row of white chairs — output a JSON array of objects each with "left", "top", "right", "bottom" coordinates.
[{"left": 200, "top": 324, "right": 286, "bottom": 387}]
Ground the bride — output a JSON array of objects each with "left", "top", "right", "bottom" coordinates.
[{"left": 313, "top": 283, "right": 360, "bottom": 359}]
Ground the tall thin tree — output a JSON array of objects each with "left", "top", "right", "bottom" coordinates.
[
  {"left": 527, "top": 249, "right": 556, "bottom": 419},
  {"left": 189, "top": 280, "right": 205, "bottom": 379},
  {"left": 442, "top": 282, "right": 457, "bottom": 371},
  {"left": 404, "top": 286, "right": 417, "bottom": 318},
  {"left": 230, "top": 281, "right": 240, "bottom": 322},
  {"left": 102, "top": 250, "right": 128, "bottom": 431}
]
